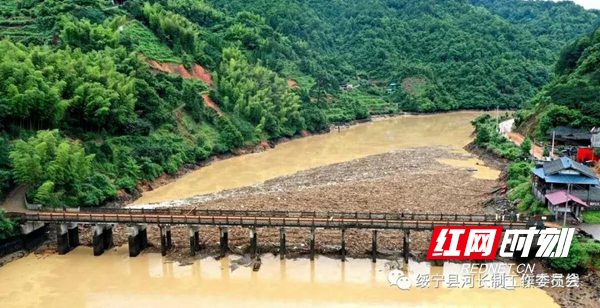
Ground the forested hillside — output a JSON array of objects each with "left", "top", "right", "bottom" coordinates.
[
  {"left": 210, "top": 0, "right": 599, "bottom": 111},
  {"left": 0, "top": 0, "right": 597, "bottom": 208},
  {"left": 469, "top": 0, "right": 600, "bottom": 52},
  {"left": 516, "top": 26, "right": 600, "bottom": 138}
]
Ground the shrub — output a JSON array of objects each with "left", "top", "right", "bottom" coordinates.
[
  {"left": 520, "top": 137, "right": 532, "bottom": 159},
  {"left": 548, "top": 237, "right": 600, "bottom": 271},
  {"left": 475, "top": 126, "right": 491, "bottom": 145},
  {"left": 583, "top": 210, "right": 600, "bottom": 223},
  {"left": 0, "top": 210, "right": 17, "bottom": 240}
]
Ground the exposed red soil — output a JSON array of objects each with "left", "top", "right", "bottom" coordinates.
[
  {"left": 287, "top": 79, "right": 299, "bottom": 88},
  {"left": 190, "top": 64, "right": 213, "bottom": 85},
  {"left": 259, "top": 140, "right": 271, "bottom": 150},
  {"left": 202, "top": 93, "right": 222, "bottom": 116},
  {"left": 146, "top": 59, "right": 213, "bottom": 85},
  {"left": 146, "top": 59, "right": 220, "bottom": 114}
]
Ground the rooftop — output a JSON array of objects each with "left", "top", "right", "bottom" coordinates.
[
  {"left": 548, "top": 126, "right": 592, "bottom": 141},
  {"left": 542, "top": 156, "right": 597, "bottom": 179},
  {"left": 572, "top": 187, "right": 600, "bottom": 203},
  {"left": 532, "top": 167, "right": 600, "bottom": 185},
  {"left": 545, "top": 190, "right": 588, "bottom": 207}
]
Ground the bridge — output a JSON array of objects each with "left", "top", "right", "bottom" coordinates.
[{"left": 10, "top": 208, "right": 533, "bottom": 263}]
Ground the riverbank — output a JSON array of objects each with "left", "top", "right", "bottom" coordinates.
[
  {"left": 109, "top": 110, "right": 495, "bottom": 207},
  {"left": 112, "top": 113, "right": 394, "bottom": 207},
  {"left": 109, "top": 128, "right": 331, "bottom": 207}
]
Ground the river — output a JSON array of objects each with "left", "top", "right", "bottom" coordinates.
[
  {"left": 0, "top": 112, "right": 559, "bottom": 307},
  {"left": 133, "top": 111, "right": 499, "bottom": 206},
  {"left": 0, "top": 247, "right": 558, "bottom": 308}
]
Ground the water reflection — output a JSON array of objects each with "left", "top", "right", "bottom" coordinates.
[{"left": 0, "top": 247, "right": 559, "bottom": 308}]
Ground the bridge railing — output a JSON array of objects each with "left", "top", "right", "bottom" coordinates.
[
  {"left": 33, "top": 207, "right": 529, "bottom": 222},
  {"left": 21, "top": 212, "right": 529, "bottom": 230}
]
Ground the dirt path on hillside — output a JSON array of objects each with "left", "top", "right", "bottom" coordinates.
[
  {"left": 499, "top": 119, "right": 547, "bottom": 159},
  {"left": 0, "top": 185, "right": 31, "bottom": 213},
  {"left": 508, "top": 132, "right": 547, "bottom": 159}
]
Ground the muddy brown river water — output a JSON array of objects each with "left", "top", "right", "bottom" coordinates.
[
  {"left": 133, "top": 112, "right": 499, "bottom": 206},
  {"left": 0, "top": 247, "right": 558, "bottom": 308},
  {"left": 0, "top": 112, "right": 559, "bottom": 307}
]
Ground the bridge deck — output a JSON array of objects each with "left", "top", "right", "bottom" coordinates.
[
  {"left": 18, "top": 212, "right": 530, "bottom": 230},
  {"left": 34, "top": 207, "right": 529, "bottom": 222}
]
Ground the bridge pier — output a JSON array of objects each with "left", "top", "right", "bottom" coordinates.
[
  {"left": 279, "top": 228, "right": 286, "bottom": 260},
  {"left": 189, "top": 226, "right": 199, "bottom": 256},
  {"left": 310, "top": 227, "right": 315, "bottom": 261},
  {"left": 103, "top": 225, "right": 113, "bottom": 250},
  {"left": 194, "top": 227, "right": 200, "bottom": 251},
  {"left": 139, "top": 225, "right": 148, "bottom": 250},
  {"left": 372, "top": 230, "right": 378, "bottom": 263},
  {"left": 166, "top": 225, "right": 172, "bottom": 249},
  {"left": 341, "top": 228, "right": 346, "bottom": 262},
  {"left": 432, "top": 259, "right": 444, "bottom": 267},
  {"left": 159, "top": 225, "right": 172, "bottom": 256},
  {"left": 128, "top": 225, "right": 143, "bottom": 257},
  {"left": 92, "top": 225, "right": 104, "bottom": 256},
  {"left": 19, "top": 222, "right": 47, "bottom": 251},
  {"left": 403, "top": 230, "right": 410, "bottom": 264},
  {"left": 219, "top": 227, "right": 229, "bottom": 257},
  {"left": 68, "top": 223, "right": 79, "bottom": 248},
  {"left": 57, "top": 223, "right": 70, "bottom": 255},
  {"left": 250, "top": 227, "right": 258, "bottom": 257}
]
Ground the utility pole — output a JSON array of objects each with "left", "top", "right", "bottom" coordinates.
[
  {"left": 496, "top": 105, "right": 499, "bottom": 133},
  {"left": 564, "top": 183, "right": 572, "bottom": 227},
  {"left": 551, "top": 130, "right": 555, "bottom": 159}
]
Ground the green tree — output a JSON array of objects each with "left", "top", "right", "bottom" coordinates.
[
  {"left": 0, "top": 210, "right": 16, "bottom": 240},
  {"left": 549, "top": 237, "right": 589, "bottom": 271},
  {"left": 215, "top": 116, "right": 244, "bottom": 152},
  {"left": 215, "top": 47, "right": 304, "bottom": 138},
  {"left": 520, "top": 137, "right": 532, "bottom": 159},
  {"left": 0, "top": 135, "right": 12, "bottom": 200},
  {"left": 475, "top": 126, "right": 491, "bottom": 146},
  {"left": 59, "top": 16, "right": 120, "bottom": 52},
  {"left": 9, "top": 130, "right": 116, "bottom": 207}
]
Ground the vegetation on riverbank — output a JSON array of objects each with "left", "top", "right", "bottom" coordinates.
[
  {"left": 549, "top": 237, "right": 600, "bottom": 271},
  {"left": 471, "top": 114, "right": 546, "bottom": 214},
  {"left": 505, "top": 12, "right": 600, "bottom": 273},
  {"left": 0, "top": 210, "right": 16, "bottom": 240}
]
